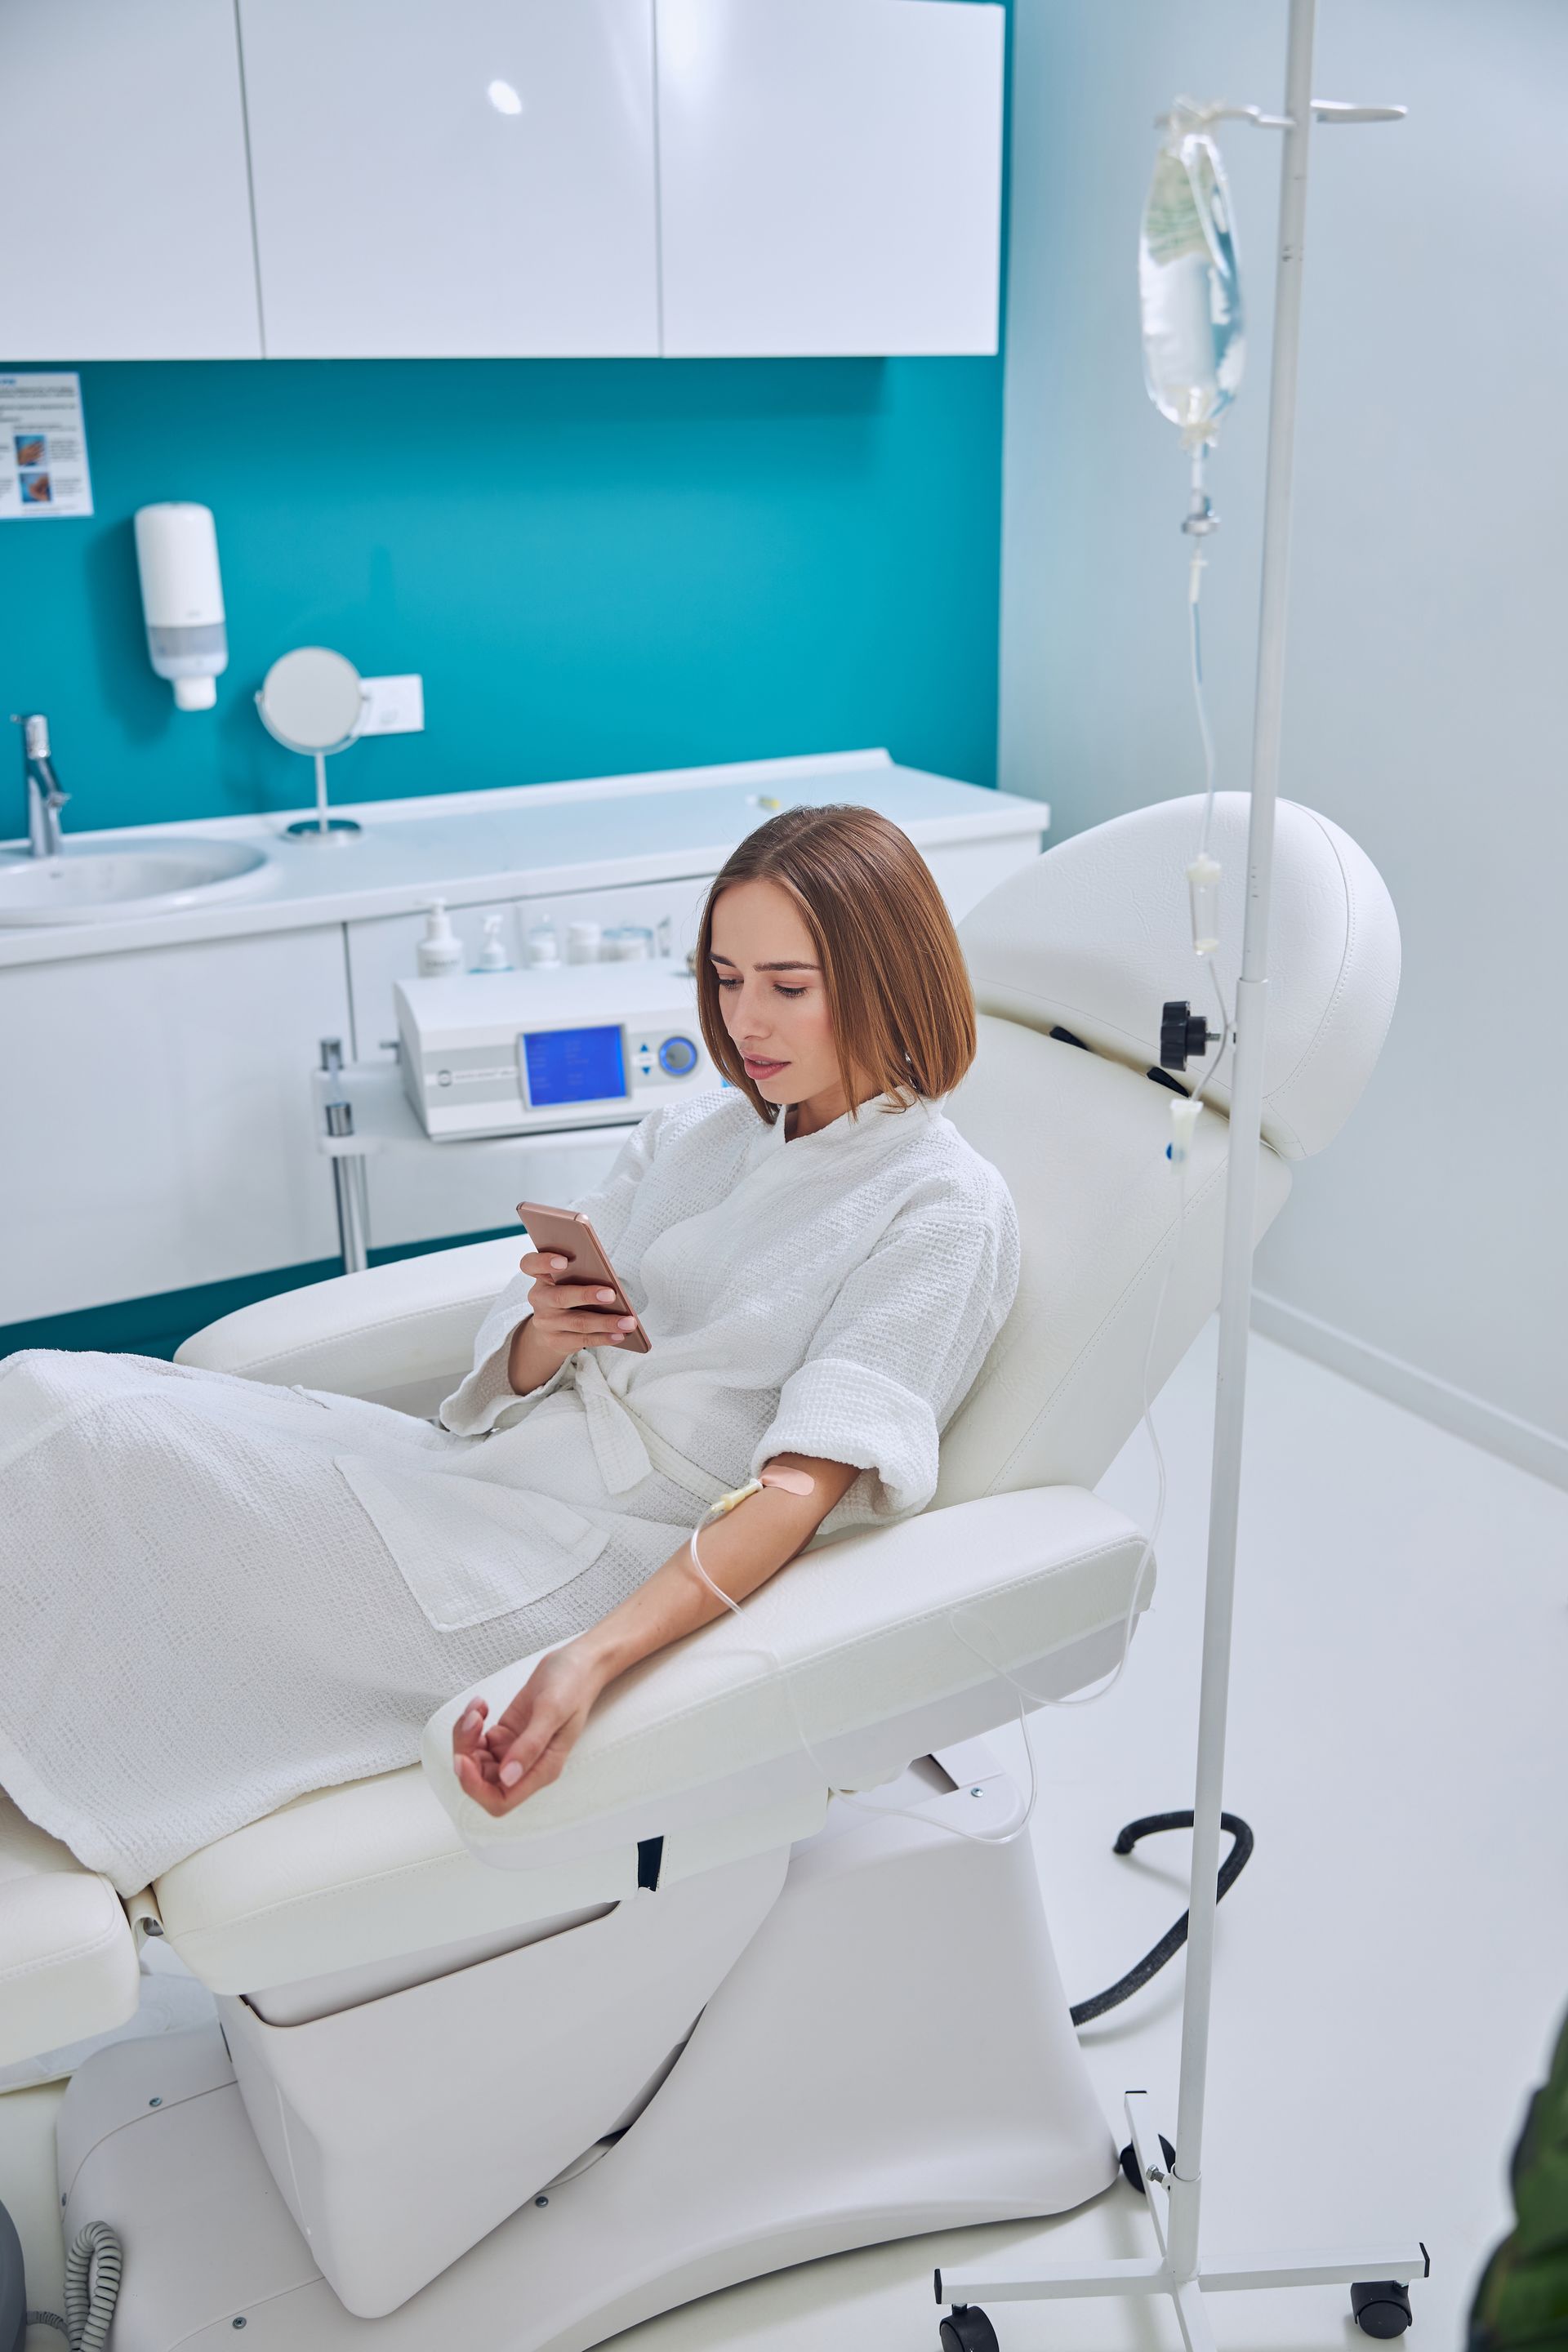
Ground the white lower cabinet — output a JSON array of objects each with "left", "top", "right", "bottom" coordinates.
[{"left": 0, "top": 929, "right": 350, "bottom": 1326}]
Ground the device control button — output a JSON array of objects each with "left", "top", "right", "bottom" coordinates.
[
  {"left": 658, "top": 1035, "right": 699, "bottom": 1076},
  {"left": 437, "top": 1069, "right": 452, "bottom": 1088}
]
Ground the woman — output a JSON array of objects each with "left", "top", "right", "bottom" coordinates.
[{"left": 0, "top": 806, "right": 1018, "bottom": 1896}]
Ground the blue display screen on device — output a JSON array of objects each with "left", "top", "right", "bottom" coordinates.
[{"left": 522, "top": 1023, "right": 627, "bottom": 1107}]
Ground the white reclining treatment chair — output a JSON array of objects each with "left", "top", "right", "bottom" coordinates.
[{"left": 0, "top": 793, "right": 1398, "bottom": 2352}]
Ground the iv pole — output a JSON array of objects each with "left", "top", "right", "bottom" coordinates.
[{"left": 938, "top": 3, "right": 1422, "bottom": 2346}]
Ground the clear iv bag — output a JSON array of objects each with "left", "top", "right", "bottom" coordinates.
[{"left": 1140, "top": 100, "right": 1245, "bottom": 449}]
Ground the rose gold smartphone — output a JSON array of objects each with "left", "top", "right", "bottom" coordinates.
[{"left": 514, "top": 1203, "right": 652, "bottom": 1354}]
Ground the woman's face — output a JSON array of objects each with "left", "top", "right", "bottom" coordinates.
[{"left": 709, "top": 878, "right": 852, "bottom": 1133}]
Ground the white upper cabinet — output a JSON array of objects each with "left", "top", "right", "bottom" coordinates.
[
  {"left": 655, "top": 0, "right": 1004, "bottom": 358},
  {"left": 0, "top": 1, "right": 1004, "bottom": 365},
  {"left": 0, "top": 0, "right": 262, "bottom": 360},
  {"left": 239, "top": 0, "right": 660, "bottom": 359}
]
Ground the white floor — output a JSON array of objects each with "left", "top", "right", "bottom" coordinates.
[{"left": 5, "top": 1327, "right": 1566, "bottom": 2352}]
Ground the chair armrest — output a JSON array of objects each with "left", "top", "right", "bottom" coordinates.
[
  {"left": 0, "top": 1794, "right": 141, "bottom": 2075},
  {"left": 174, "top": 1236, "right": 522, "bottom": 1406},
  {"left": 421, "top": 1486, "right": 1152, "bottom": 1870}
]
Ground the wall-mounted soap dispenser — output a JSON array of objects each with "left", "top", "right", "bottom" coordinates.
[{"left": 133, "top": 502, "right": 228, "bottom": 710}]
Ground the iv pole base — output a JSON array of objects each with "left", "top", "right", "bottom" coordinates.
[{"left": 937, "top": 2094, "right": 1428, "bottom": 2352}]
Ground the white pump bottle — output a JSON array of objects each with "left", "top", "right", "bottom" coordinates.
[{"left": 416, "top": 902, "right": 464, "bottom": 978}]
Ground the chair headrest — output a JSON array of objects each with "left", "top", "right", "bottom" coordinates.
[{"left": 958, "top": 793, "right": 1400, "bottom": 1160}]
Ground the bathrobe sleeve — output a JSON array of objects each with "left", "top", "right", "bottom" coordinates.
[
  {"left": 437, "top": 1112, "right": 666, "bottom": 1437},
  {"left": 751, "top": 1187, "right": 1020, "bottom": 1532}
]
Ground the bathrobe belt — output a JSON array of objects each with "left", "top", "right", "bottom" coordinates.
[{"left": 572, "top": 1349, "right": 729, "bottom": 1506}]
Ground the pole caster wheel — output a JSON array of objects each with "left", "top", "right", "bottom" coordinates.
[
  {"left": 940, "top": 2309, "right": 1000, "bottom": 2352},
  {"left": 1120, "top": 2133, "right": 1175, "bottom": 2192},
  {"left": 1352, "top": 2281, "right": 1414, "bottom": 2336}
]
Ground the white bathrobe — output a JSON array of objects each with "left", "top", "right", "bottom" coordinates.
[{"left": 0, "top": 1089, "right": 1018, "bottom": 1896}]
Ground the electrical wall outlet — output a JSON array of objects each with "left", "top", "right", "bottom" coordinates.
[{"left": 357, "top": 674, "right": 424, "bottom": 735}]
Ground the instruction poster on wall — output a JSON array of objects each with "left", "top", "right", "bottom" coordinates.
[{"left": 0, "top": 372, "right": 94, "bottom": 519}]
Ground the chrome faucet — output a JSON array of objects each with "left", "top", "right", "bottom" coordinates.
[{"left": 12, "top": 712, "right": 69, "bottom": 857}]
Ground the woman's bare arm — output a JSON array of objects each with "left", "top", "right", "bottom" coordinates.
[{"left": 451, "top": 1451, "right": 859, "bottom": 1812}]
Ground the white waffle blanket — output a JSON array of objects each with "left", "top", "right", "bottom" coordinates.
[{"left": 0, "top": 1090, "right": 1015, "bottom": 1895}]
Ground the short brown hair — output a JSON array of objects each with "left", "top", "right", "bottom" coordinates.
[{"left": 695, "top": 804, "right": 977, "bottom": 1123}]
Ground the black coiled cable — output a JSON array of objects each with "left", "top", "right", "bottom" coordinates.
[{"left": 1070, "top": 1811, "right": 1254, "bottom": 2027}]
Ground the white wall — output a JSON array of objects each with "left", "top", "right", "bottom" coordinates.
[{"left": 999, "top": 0, "right": 1568, "bottom": 1481}]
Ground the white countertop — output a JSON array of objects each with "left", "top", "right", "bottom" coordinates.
[{"left": 0, "top": 748, "right": 1048, "bottom": 968}]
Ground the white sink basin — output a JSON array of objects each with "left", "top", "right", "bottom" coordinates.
[{"left": 0, "top": 838, "right": 273, "bottom": 924}]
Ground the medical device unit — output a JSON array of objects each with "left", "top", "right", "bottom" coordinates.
[{"left": 394, "top": 957, "right": 715, "bottom": 1140}]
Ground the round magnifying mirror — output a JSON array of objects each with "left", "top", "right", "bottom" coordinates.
[
  {"left": 258, "top": 647, "right": 364, "bottom": 755},
  {"left": 256, "top": 647, "right": 368, "bottom": 842}
]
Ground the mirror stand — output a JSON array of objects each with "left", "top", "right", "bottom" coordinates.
[
  {"left": 285, "top": 752, "right": 363, "bottom": 842},
  {"left": 256, "top": 647, "right": 369, "bottom": 845}
]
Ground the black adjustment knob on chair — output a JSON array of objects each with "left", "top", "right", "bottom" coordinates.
[{"left": 1160, "top": 1000, "right": 1211, "bottom": 1071}]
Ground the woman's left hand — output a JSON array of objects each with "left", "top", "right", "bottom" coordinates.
[{"left": 451, "top": 1644, "right": 606, "bottom": 1814}]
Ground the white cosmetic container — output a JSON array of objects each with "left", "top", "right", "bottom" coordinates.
[{"left": 567, "top": 920, "right": 603, "bottom": 964}]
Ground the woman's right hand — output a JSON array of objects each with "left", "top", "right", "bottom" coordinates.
[{"left": 507, "top": 1251, "right": 639, "bottom": 1392}]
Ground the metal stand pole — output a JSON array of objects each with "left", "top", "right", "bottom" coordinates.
[
  {"left": 327, "top": 1112, "right": 369, "bottom": 1276},
  {"left": 284, "top": 750, "right": 363, "bottom": 840},
  {"left": 938, "top": 7, "right": 1425, "bottom": 2342},
  {"left": 321, "top": 1038, "right": 369, "bottom": 1275},
  {"left": 1164, "top": 0, "right": 1316, "bottom": 2279}
]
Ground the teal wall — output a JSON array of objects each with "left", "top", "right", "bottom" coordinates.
[{"left": 0, "top": 356, "right": 1004, "bottom": 837}]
